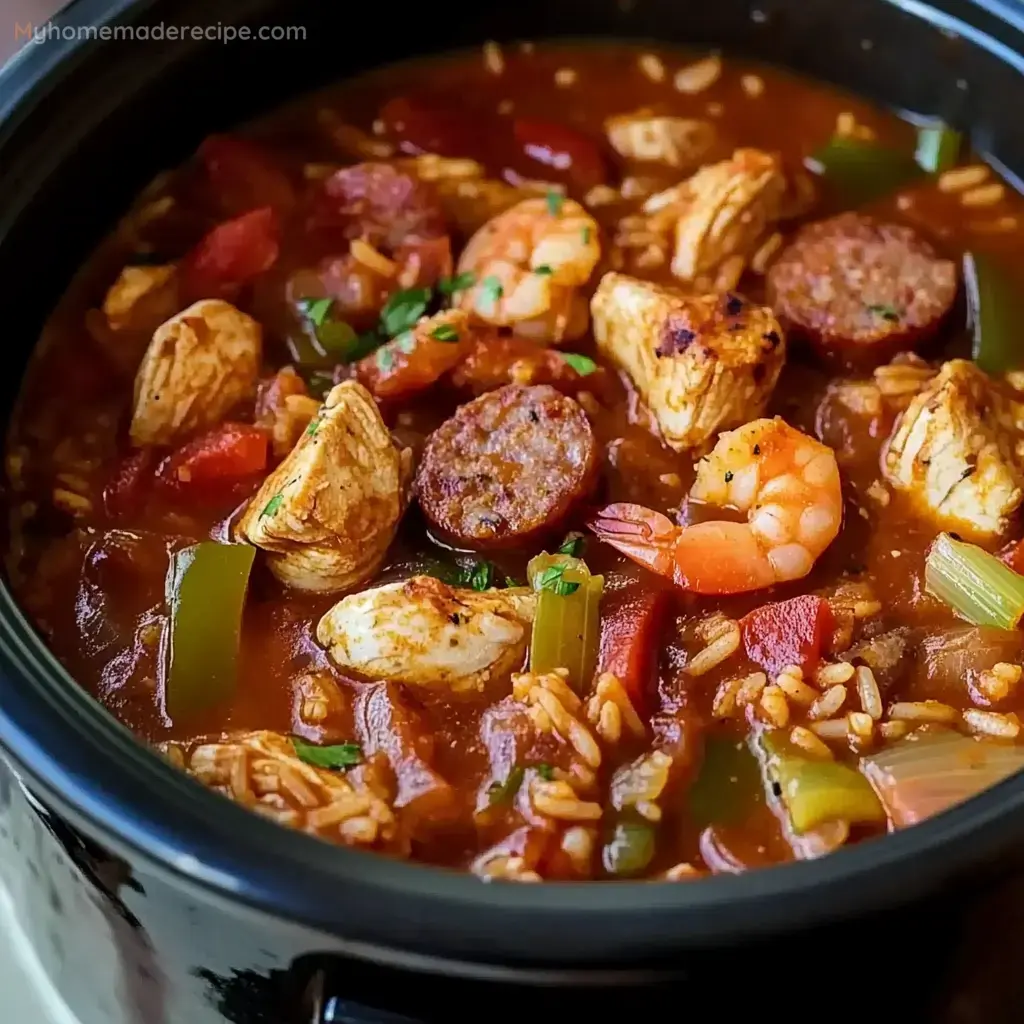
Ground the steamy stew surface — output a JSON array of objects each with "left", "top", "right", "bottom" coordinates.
[{"left": 10, "top": 42, "right": 1024, "bottom": 881}]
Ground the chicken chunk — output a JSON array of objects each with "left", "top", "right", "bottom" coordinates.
[
  {"left": 162, "top": 730, "right": 400, "bottom": 850},
  {"left": 102, "top": 264, "right": 178, "bottom": 332},
  {"left": 605, "top": 111, "right": 715, "bottom": 170},
  {"left": 130, "top": 299, "right": 261, "bottom": 447},
  {"left": 641, "top": 148, "right": 786, "bottom": 283},
  {"left": 591, "top": 272, "right": 786, "bottom": 452},
  {"left": 883, "top": 359, "right": 1024, "bottom": 539},
  {"left": 317, "top": 574, "right": 538, "bottom": 694},
  {"left": 236, "top": 380, "right": 411, "bottom": 593}
]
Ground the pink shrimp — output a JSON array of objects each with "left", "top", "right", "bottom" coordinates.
[{"left": 589, "top": 417, "right": 843, "bottom": 595}]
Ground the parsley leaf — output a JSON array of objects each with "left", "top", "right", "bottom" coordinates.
[
  {"left": 546, "top": 190, "right": 564, "bottom": 216},
  {"left": 480, "top": 275, "right": 504, "bottom": 307},
  {"left": 557, "top": 532, "right": 585, "bottom": 557},
  {"left": 395, "top": 330, "right": 417, "bottom": 353},
  {"left": 260, "top": 493, "right": 283, "bottom": 518},
  {"left": 305, "top": 417, "right": 321, "bottom": 437},
  {"left": 538, "top": 564, "right": 580, "bottom": 595},
  {"left": 867, "top": 303, "right": 901, "bottom": 322},
  {"left": 534, "top": 264, "right": 554, "bottom": 276},
  {"left": 504, "top": 575, "right": 520, "bottom": 588},
  {"left": 560, "top": 352, "right": 597, "bottom": 376},
  {"left": 438, "top": 271, "right": 476, "bottom": 295},
  {"left": 291, "top": 736, "right": 362, "bottom": 770},
  {"left": 431, "top": 323, "right": 460, "bottom": 343},
  {"left": 375, "top": 347, "right": 395, "bottom": 371},
  {"left": 581, "top": 226, "right": 592, "bottom": 244},
  {"left": 534, "top": 762, "right": 554, "bottom": 781},
  {"left": 487, "top": 764, "right": 525, "bottom": 805},
  {"left": 297, "top": 297, "right": 334, "bottom": 327},
  {"left": 467, "top": 561, "right": 495, "bottom": 591},
  {"left": 381, "top": 287, "right": 432, "bottom": 338}
]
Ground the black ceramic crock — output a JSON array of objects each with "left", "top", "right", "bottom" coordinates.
[{"left": 3, "top": 1, "right": 1024, "bottom": 1020}]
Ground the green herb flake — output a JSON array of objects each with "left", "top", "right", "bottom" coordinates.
[
  {"left": 581, "top": 226, "right": 592, "bottom": 244},
  {"left": 538, "top": 564, "right": 581, "bottom": 596},
  {"left": 867, "top": 303, "right": 901, "bottom": 323},
  {"left": 534, "top": 762, "right": 554, "bottom": 781},
  {"left": 431, "top": 323, "right": 460, "bottom": 343},
  {"left": 469, "top": 561, "right": 495, "bottom": 591},
  {"left": 560, "top": 352, "right": 597, "bottom": 376},
  {"left": 297, "top": 297, "right": 334, "bottom": 327},
  {"left": 546, "top": 191, "right": 564, "bottom": 216},
  {"left": 504, "top": 575, "right": 520, "bottom": 588},
  {"left": 557, "top": 532, "right": 586, "bottom": 558},
  {"left": 380, "top": 287, "right": 432, "bottom": 338},
  {"left": 438, "top": 271, "right": 476, "bottom": 295},
  {"left": 291, "top": 736, "right": 362, "bottom": 770},
  {"left": 305, "top": 418, "right": 321, "bottom": 437},
  {"left": 375, "top": 346, "right": 395, "bottom": 371},
  {"left": 480, "top": 275, "right": 504, "bottom": 307},
  {"left": 534, "top": 264, "right": 554, "bottom": 276},
  {"left": 487, "top": 764, "right": 525, "bottom": 805},
  {"left": 395, "top": 329, "right": 417, "bottom": 353},
  {"left": 260, "top": 493, "right": 284, "bottom": 518}
]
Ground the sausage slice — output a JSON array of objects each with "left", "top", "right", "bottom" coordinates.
[
  {"left": 416, "top": 384, "right": 598, "bottom": 548},
  {"left": 766, "top": 213, "right": 957, "bottom": 369}
]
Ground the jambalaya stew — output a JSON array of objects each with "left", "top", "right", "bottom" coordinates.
[{"left": 10, "top": 43, "right": 1024, "bottom": 882}]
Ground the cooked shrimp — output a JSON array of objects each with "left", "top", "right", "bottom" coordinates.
[
  {"left": 589, "top": 417, "right": 843, "bottom": 594},
  {"left": 455, "top": 197, "right": 600, "bottom": 344}
]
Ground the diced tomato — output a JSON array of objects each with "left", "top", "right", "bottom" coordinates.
[
  {"left": 512, "top": 118, "right": 608, "bottom": 190},
  {"left": 393, "top": 236, "right": 453, "bottom": 289},
  {"left": 597, "top": 588, "right": 671, "bottom": 714},
  {"left": 379, "top": 97, "right": 485, "bottom": 158},
  {"left": 179, "top": 207, "right": 280, "bottom": 301},
  {"left": 102, "top": 449, "right": 155, "bottom": 518},
  {"left": 740, "top": 595, "right": 835, "bottom": 678},
  {"left": 199, "top": 135, "right": 295, "bottom": 217},
  {"left": 1000, "top": 537, "right": 1024, "bottom": 576},
  {"left": 156, "top": 423, "right": 268, "bottom": 495},
  {"left": 357, "top": 323, "right": 472, "bottom": 402}
]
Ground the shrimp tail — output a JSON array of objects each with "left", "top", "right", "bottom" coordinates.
[{"left": 587, "top": 503, "right": 679, "bottom": 579}]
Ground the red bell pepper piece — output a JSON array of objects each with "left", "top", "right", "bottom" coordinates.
[
  {"left": 157, "top": 423, "right": 269, "bottom": 494},
  {"left": 199, "top": 135, "right": 295, "bottom": 217},
  {"left": 512, "top": 118, "right": 608, "bottom": 190},
  {"left": 740, "top": 595, "right": 835, "bottom": 678},
  {"left": 102, "top": 449, "right": 155, "bottom": 518},
  {"left": 179, "top": 207, "right": 280, "bottom": 301},
  {"left": 597, "top": 588, "right": 670, "bottom": 714}
]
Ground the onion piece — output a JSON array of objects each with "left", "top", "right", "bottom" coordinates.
[
  {"left": 918, "top": 626, "right": 1022, "bottom": 691},
  {"left": 860, "top": 726, "right": 1024, "bottom": 828}
]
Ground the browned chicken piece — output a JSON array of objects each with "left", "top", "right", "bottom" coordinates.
[
  {"left": 130, "top": 298, "right": 261, "bottom": 447},
  {"left": 290, "top": 671, "right": 355, "bottom": 746},
  {"left": 237, "top": 380, "right": 412, "bottom": 593},
  {"left": 591, "top": 272, "right": 786, "bottom": 451},
  {"left": 102, "top": 264, "right": 179, "bottom": 333},
  {"left": 162, "top": 730, "right": 400, "bottom": 850},
  {"left": 604, "top": 110, "right": 715, "bottom": 169},
  {"left": 355, "top": 682, "right": 457, "bottom": 824}
]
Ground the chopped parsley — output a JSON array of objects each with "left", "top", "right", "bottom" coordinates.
[
  {"left": 867, "top": 303, "right": 901, "bottom": 323},
  {"left": 381, "top": 287, "right": 432, "bottom": 338},
  {"left": 581, "top": 226, "right": 592, "bottom": 244},
  {"left": 546, "top": 190, "right": 564, "bottom": 216},
  {"left": 466, "top": 561, "right": 495, "bottom": 591},
  {"left": 297, "top": 297, "right": 334, "bottom": 327},
  {"left": 260, "top": 493, "right": 283, "bottom": 518},
  {"left": 557, "top": 532, "right": 585, "bottom": 557},
  {"left": 375, "top": 347, "right": 395, "bottom": 371},
  {"left": 537, "top": 563, "right": 580, "bottom": 596},
  {"left": 431, "top": 322, "right": 460, "bottom": 343},
  {"left": 438, "top": 271, "right": 476, "bottom": 295},
  {"left": 488, "top": 765, "right": 525, "bottom": 805},
  {"left": 504, "top": 575, "right": 520, "bottom": 588},
  {"left": 291, "top": 737, "right": 362, "bottom": 770},
  {"left": 305, "top": 417, "right": 321, "bottom": 437},
  {"left": 559, "top": 352, "right": 597, "bottom": 376},
  {"left": 534, "top": 264, "right": 554, "bottom": 276},
  {"left": 395, "top": 330, "right": 417, "bottom": 353},
  {"left": 534, "top": 762, "right": 554, "bottom": 781},
  {"left": 480, "top": 275, "right": 504, "bottom": 307}
]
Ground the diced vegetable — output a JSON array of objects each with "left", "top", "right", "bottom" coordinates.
[
  {"left": 199, "top": 135, "right": 295, "bottom": 216},
  {"left": 291, "top": 737, "right": 362, "bottom": 770},
  {"left": 356, "top": 321, "right": 470, "bottom": 402},
  {"left": 527, "top": 553, "right": 603, "bottom": 691},
  {"left": 963, "top": 251, "right": 1021, "bottom": 374},
  {"left": 180, "top": 207, "right": 280, "bottom": 301},
  {"left": 915, "top": 123, "right": 962, "bottom": 174},
  {"left": 487, "top": 765, "right": 525, "bottom": 805},
  {"left": 558, "top": 532, "right": 586, "bottom": 558},
  {"left": 512, "top": 118, "right": 608, "bottom": 190},
  {"left": 925, "top": 532, "right": 1024, "bottom": 630},
  {"left": 741, "top": 595, "right": 835, "bottom": 678},
  {"left": 918, "top": 626, "right": 1022, "bottom": 694},
  {"left": 756, "top": 730, "right": 885, "bottom": 834},
  {"left": 164, "top": 542, "right": 256, "bottom": 720},
  {"left": 596, "top": 589, "right": 670, "bottom": 715},
  {"left": 156, "top": 423, "right": 269, "bottom": 495},
  {"left": 807, "top": 135, "right": 923, "bottom": 206},
  {"left": 861, "top": 726, "right": 1024, "bottom": 827},
  {"left": 559, "top": 353, "right": 598, "bottom": 376},
  {"left": 688, "top": 734, "right": 762, "bottom": 829},
  {"left": 602, "top": 819, "right": 656, "bottom": 877}
]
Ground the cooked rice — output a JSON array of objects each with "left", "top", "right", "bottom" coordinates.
[
  {"left": 585, "top": 184, "right": 619, "bottom": 207},
  {"left": 513, "top": 668, "right": 602, "bottom": 768},
  {"left": 879, "top": 720, "right": 910, "bottom": 741},
  {"left": 961, "top": 183, "right": 1005, "bottom": 207},
  {"left": 815, "top": 661, "right": 856, "bottom": 687},
  {"left": 664, "top": 862, "right": 702, "bottom": 880},
  {"left": 475, "top": 855, "right": 542, "bottom": 883},
  {"left": 775, "top": 665, "right": 819, "bottom": 706},
  {"left": 350, "top": 239, "right": 397, "bottom": 277},
  {"left": 937, "top": 164, "right": 990, "bottom": 192},
  {"left": 790, "top": 725, "right": 834, "bottom": 759},
  {"left": 561, "top": 826, "right": 596, "bottom": 873},
  {"left": 809, "top": 718, "right": 850, "bottom": 742},
  {"left": 609, "top": 750, "right": 673, "bottom": 821},
  {"left": 555, "top": 67, "right": 578, "bottom": 87},
  {"left": 750, "top": 230, "right": 783, "bottom": 273},
  {"left": 808, "top": 684, "right": 848, "bottom": 721},
  {"left": 969, "top": 215, "right": 1018, "bottom": 234},
  {"left": 741, "top": 73, "right": 765, "bottom": 98},
  {"left": 674, "top": 56, "right": 722, "bottom": 94},
  {"left": 687, "top": 616, "right": 740, "bottom": 676},
  {"left": 638, "top": 53, "right": 667, "bottom": 82},
  {"left": 888, "top": 700, "right": 958, "bottom": 724},
  {"left": 586, "top": 672, "right": 646, "bottom": 745},
  {"left": 530, "top": 778, "right": 603, "bottom": 821},
  {"left": 975, "top": 662, "right": 1022, "bottom": 703},
  {"left": 962, "top": 708, "right": 1021, "bottom": 740},
  {"left": 483, "top": 40, "right": 505, "bottom": 75},
  {"left": 847, "top": 711, "right": 874, "bottom": 746},
  {"left": 855, "top": 665, "right": 883, "bottom": 720},
  {"left": 759, "top": 685, "right": 790, "bottom": 728}
]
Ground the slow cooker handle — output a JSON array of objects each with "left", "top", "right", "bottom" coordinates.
[{"left": 303, "top": 968, "right": 422, "bottom": 1024}]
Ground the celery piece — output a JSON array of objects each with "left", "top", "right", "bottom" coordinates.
[
  {"left": 915, "top": 123, "right": 962, "bottom": 174},
  {"left": 925, "top": 532, "right": 1024, "bottom": 630},
  {"left": 963, "top": 251, "right": 1022, "bottom": 375},
  {"left": 808, "top": 134, "right": 923, "bottom": 206},
  {"left": 602, "top": 819, "right": 656, "bottom": 876}
]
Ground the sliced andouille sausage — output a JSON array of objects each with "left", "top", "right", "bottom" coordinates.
[
  {"left": 415, "top": 383, "right": 598, "bottom": 549},
  {"left": 767, "top": 212, "right": 957, "bottom": 369}
]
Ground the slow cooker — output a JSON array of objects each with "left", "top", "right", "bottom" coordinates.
[{"left": 3, "top": 0, "right": 1024, "bottom": 1020}]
